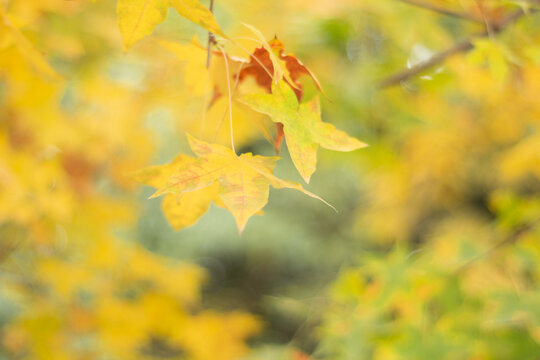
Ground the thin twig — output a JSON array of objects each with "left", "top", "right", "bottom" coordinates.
[
  {"left": 218, "top": 45, "right": 235, "bottom": 154},
  {"left": 212, "top": 61, "right": 245, "bottom": 142},
  {"left": 200, "top": 74, "right": 211, "bottom": 139},
  {"left": 378, "top": 9, "right": 527, "bottom": 89},
  {"left": 397, "top": 0, "right": 484, "bottom": 23},
  {"left": 202, "top": 0, "right": 215, "bottom": 138},
  {"left": 474, "top": 0, "right": 495, "bottom": 39},
  {"left": 456, "top": 217, "right": 540, "bottom": 274},
  {"left": 379, "top": 39, "right": 473, "bottom": 89}
]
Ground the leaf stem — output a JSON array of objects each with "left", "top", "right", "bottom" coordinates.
[
  {"left": 202, "top": 0, "right": 215, "bottom": 139},
  {"left": 396, "top": 0, "right": 484, "bottom": 23},
  {"left": 474, "top": 0, "right": 495, "bottom": 40},
  {"left": 218, "top": 45, "right": 236, "bottom": 154},
  {"left": 212, "top": 61, "right": 245, "bottom": 142},
  {"left": 200, "top": 74, "right": 211, "bottom": 139}
]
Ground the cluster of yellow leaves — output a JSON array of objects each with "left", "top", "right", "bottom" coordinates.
[
  {"left": 135, "top": 134, "right": 332, "bottom": 231},
  {"left": 356, "top": 57, "right": 540, "bottom": 244},
  {"left": 1, "top": 1, "right": 263, "bottom": 359},
  {"left": 117, "top": 0, "right": 224, "bottom": 51},
  {"left": 0, "top": 8, "right": 58, "bottom": 79},
  {"left": 118, "top": 4, "right": 367, "bottom": 231},
  {"left": 3, "top": 238, "right": 260, "bottom": 360}
]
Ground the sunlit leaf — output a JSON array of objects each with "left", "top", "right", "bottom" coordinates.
[
  {"left": 240, "top": 81, "right": 367, "bottom": 183},
  {"left": 117, "top": 0, "right": 225, "bottom": 52},
  {"left": 149, "top": 134, "right": 332, "bottom": 232}
]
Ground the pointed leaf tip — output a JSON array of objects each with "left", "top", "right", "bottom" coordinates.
[
  {"left": 138, "top": 137, "right": 334, "bottom": 231},
  {"left": 242, "top": 81, "right": 367, "bottom": 183}
]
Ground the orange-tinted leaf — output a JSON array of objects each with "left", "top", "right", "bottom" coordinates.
[
  {"left": 237, "top": 36, "right": 324, "bottom": 153},
  {"left": 238, "top": 36, "right": 322, "bottom": 102}
]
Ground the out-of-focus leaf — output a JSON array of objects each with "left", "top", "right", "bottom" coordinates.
[
  {"left": 117, "top": 0, "right": 224, "bottom": 52},
  {"left": 0, "top": 8, "right": 59, "bottom": 79}
]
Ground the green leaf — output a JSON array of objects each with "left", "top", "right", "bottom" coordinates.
[{"left": 239, "top": 81, "right": 367, "bottom": 183}]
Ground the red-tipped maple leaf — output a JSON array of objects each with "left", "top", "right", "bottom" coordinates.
[{"left": 238, "top": 37, "right": 323, "bottom": 153}]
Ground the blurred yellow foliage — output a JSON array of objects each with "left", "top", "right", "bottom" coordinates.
[
  {"left": 0, "top": 0, "right": 261, "bottom": 358},
  {"left": 2, "top": 0, "right": 540, "bottom": 359}
]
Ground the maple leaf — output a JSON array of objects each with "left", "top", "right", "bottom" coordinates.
[
  {"left": 242, "top": 24, "right": 287, "bottom": 86},
  {"left": 238, "top": 36, "right": 322, "bottom": 101},
  {"left": 133, "top": 154, "right": 219, "bottom": 230},
  {"left": 117, "top": 0, "right": 225, "bottom": 52},
  {"left": 239, "top": 81, "right": 367, "bottom": 183},
  {"left": 145, "top": 134, "right": 332, "bottom": 232},
  {"left": 0, "top": 8, "right": 59, "bottom": 79},
  {"left": 236, "top": 34, "right": 324, "bottom": 153}
]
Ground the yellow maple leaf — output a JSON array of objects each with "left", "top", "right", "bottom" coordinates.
[
  {"left": 146, "top": 134, "right": 332, "bottom": 232},
  {"left": 133, "top": 154, "right": 220, "bottom": 230},
  {"left": 0, "top": 7, "right": 59, "bottom": 79},
  {"left": 117, "top": 0, "right": 225, "bottom": 52}
]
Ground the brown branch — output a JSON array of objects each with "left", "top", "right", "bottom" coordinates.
[
  {"left": 379, "top": 39, "right": 473, "bottom": 89},
  {"left": 0, "top": 241, "right": 18, "bottom": 264},
  {"left": 378, "top": 9, "right": 528, "bottom": 89},
  {"left": 474, "top": 0, "right": 495, "bottom": 39},
  {"left": 456, "top": 217, "right": 540, "bottom": 274},
  {"left": 397, "top": 0, "right": 484, "bottom": 23}
]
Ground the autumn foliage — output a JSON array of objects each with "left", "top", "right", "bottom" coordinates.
[{"left": 2, "top": 0, "right": 540, "bottom": 359}]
